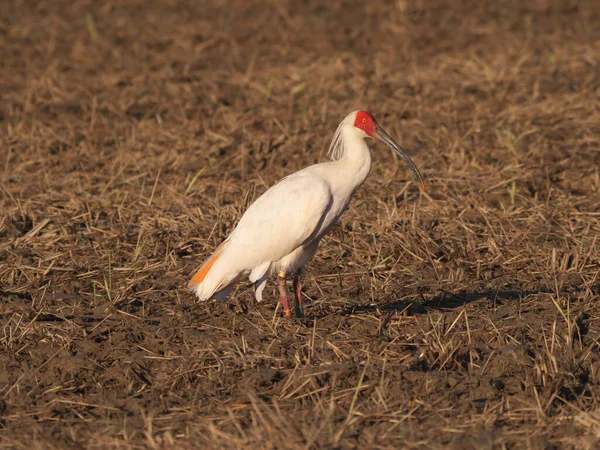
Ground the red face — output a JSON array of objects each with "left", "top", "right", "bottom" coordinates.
[{"left": 353, "top": 111, "right": 377, "bottom": 138}]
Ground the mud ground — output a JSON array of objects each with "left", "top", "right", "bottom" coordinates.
[{"left": 2, "top": 0, "right": 600, "bottom": 448}]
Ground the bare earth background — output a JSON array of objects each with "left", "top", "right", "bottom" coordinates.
[{"left": 2, "top": 0, "right": 600, "bottom": 448}]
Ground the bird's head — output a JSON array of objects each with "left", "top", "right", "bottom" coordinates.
[
  {"left": 354, "top": 111, "right": 425, "bottom": 191},
  {"left": 353, "top": 110, "right": 378, "bottom": 139},
  {"left": 352, "top": 110, "right": 426, "bottom": 192}
]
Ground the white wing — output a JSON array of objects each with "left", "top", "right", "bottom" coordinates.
[{"left": 191, "top": 170, "right": 332, "bottom": 299}]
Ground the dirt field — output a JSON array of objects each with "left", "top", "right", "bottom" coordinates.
[{"left": 1, "top": 0, "right": 600, "bottom": 448}]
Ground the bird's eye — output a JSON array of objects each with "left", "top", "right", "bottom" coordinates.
[{"left": 362, "top": 118, "right": 367, "bottom": 123}]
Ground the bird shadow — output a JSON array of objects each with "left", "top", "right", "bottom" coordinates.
[
  {"left": 221, "top": 283, "right": 597, "bottom": 323},
  {"left": 339, "top": 288, "right": 553, "bottom": 317},
  {"left": 337, "top": 283, "right": 600, "bottom": 318}
]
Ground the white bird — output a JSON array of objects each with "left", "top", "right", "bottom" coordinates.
[{"left": 189, "top": 110, "right": 425, "bottom": 318}]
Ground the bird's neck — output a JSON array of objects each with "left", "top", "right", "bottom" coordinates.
[
  {"left": 327, "top": 126, "right": 372, "bottom": 193},
  {"left": 338, "top": 126, "right": 372, "bottom": 179}
]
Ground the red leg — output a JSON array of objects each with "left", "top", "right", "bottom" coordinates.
[{"left": 277, "top": 271, "right": 292, "bottom": 318}]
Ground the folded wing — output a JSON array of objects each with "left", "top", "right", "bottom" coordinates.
[{"left": 189, "top": 171, "right": 332, "bottom": 300}]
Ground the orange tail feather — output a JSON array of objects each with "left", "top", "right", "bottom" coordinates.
[{"left": 189, "top": 240, "right": 228, "bottom": 287}]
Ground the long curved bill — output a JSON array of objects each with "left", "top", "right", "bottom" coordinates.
[{"left": 376, "top": 125, "right": 426, "bottom": 192}]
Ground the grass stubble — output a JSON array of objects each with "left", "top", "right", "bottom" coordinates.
[{"left": 1, "top": 0, "right": 600, "bottom": 448}]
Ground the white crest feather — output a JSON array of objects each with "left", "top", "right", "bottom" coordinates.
[{"left": 327, "top": 111, "right": 359, "bottom": 161}]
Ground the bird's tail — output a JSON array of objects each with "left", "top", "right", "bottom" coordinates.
[{"left": 188, "top": 238, "right": 233, "bottom": 300}]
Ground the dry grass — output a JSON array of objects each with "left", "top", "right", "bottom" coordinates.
[{"left": 1, "top": 0, "right": 600, "bottom": 448}]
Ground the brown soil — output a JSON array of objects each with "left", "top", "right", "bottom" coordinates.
[{"left": 2, "top": 0, "right": 600, "bottom": 448}]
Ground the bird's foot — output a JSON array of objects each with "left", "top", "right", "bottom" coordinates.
[{"left": 294, "top": 303, "right": 305, "bottom": 319}]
